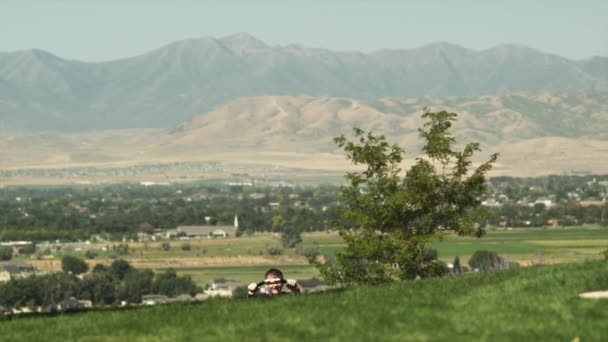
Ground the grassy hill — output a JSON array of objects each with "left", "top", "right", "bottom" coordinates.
[{"left": 2, "top": 261, "right": 607, "bottom": 341}]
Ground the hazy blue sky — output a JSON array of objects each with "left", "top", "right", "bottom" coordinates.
[{"left": 1, "top": 1, "right": 606, "bottom": 61}]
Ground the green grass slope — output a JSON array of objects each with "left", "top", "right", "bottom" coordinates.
[{"left": 2, "top": 261, "right": 608, "bottom": 341}]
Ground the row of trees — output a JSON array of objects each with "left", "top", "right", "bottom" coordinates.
[
  {"left": 485, "top": 202, "right": 608, "bottom": 227},
  {"left": 0, "top": 259, "right": 200, "bottom": 309},
  {"left": 0, "top": 184, "right": 341, "bottom": 242},
  {"left": 1, "top": 172, "right": 606, "bottom": 243},
  {"left": 489, "top": 175, "right": 608, "bottom": 202}
]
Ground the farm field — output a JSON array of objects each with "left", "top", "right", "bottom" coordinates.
[
  {"left": 2, "top": 260, "right": 607, "bottom": 341},
  {"left": 23, "top": 226, "right": 608, "bottom": 286},
  {"left": 431, "top": 225, "right": 608, "bottom": 265}
]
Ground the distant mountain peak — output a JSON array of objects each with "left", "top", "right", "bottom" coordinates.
[
  {"left": 419, "top": 42, "right": 467, "bottom": 51},
  {"left": 483, "top": 44, "right": 549, "bottom": 56},
  {"left": 8, "top": 48, "right": 62, "bottom": 63},
  {"left": 220, "top": 32, "right": 268, "bottom": 53}
]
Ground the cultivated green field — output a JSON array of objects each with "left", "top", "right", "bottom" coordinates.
[
  {"left": 2, "top": 261, "right": 607, "bottom": 341},
  {"left": 184, "top": 226, "right": 608, "bottom": 284},
  {"left": 430, "top": 226, "right": 608, "bottom": 264},
  {"left": 176, "top": 264, "right": 319, "bottom": 287},
  {"left": 25, "top": 226, "right": 608, "bottom": 287}
]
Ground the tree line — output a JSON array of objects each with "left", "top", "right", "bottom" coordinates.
[
  {"left": 1, "top": 174, "right": 606, "bottom": 243},
  {"left": 0, "top": 258, "right": 200, "bottom": 310},
  {"left": 0, "top": 185, "right": 340, "bottom": 242}
]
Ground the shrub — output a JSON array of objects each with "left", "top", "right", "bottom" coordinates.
[
  {"left": 231, "top": 286, "right": 249, "bottom": 299},
  {"left": 152, "top": 269, "right": 200, "bottom": 297},
  {"left": 110, "top": 259, "right": 133, "bottom": 280},
  {"left": 0, "top": 246, "right": 13, "bottom": 261},
  {"left": 422, "top": 249, "right": 439, "bottom": 262},
  {"left": 452, "top": 256, "right": 463, "bottom": 274},
  {"left": 85, "top": 250, "right": 98, "bottom": 259},
  {"left": 21, "top": 243, "right": 36, "bottom": 255},
  {"left": 266, "top": 247, "right": 283, "bottom": 256},
  {"left": 468, "top": 250, "right": 517, "bottom": 271},
  {"left": 181, "top": 242, "right": 191, "bottom": 251},
  {"left": 113, "top": 243, "right": 130, "bottom": 256},
  {"left": 296, "top": 245, "right": 320, "bottom": 258},
  {"left": 61, "top": 254, "right": 89, "bottom": 275},
  {"left": 281, "top": 230, "right": 302, "bottom": 249},
  {"left": 161, "top": 242, "right": 171, "bottom": 251},
  {"left": 420, "top": 260, "right": 450, "bottom": 278}
]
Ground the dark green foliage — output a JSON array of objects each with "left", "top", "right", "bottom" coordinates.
[
  {"left": 422, "top": 248, "right": 439, "bottom": 262},
  {"left": 452, "top": 256, "right": 463, "bottom": 274},
  {"left": 231, "top": 286, "right": 249, "bottom": 299},
  {"left": 1, "top": 179, "right": 606, "bottom": 242},
  {"left": 312, "top": 111, "right": 498, "bottom": 285},
  {"left": 79, "top": 271, "right": 117, "bottom": 305},
  {"left": 113, "top": 243, "right": 130, "bottom": 256},
  {"left": 21, "top": 242, "right": 36, "bottom": 255},
  {"left": 266, "top": 247, "right": 283, "bottom": 256},
  {"left": 0, "top": 184, "right": 342, "bottom": 242},
  {"left": 110, "top": 259, "right": 133, "bottom": 281},
  {"left": 296, "top": 244, "right": 320, "bottom": 258},
  {"left": 92, "top": 264, "right": 109, "bottom": 273},
  {"left": 61, "top": 255, "right": 89, "bottom": 275},
  {"left": 0, "top": 259, "right": 201, "bottom": 309},
  {"left": 0, "top": 272, "right": 79, "bottom": 308},
  {"left": 280, "top": 229, "right": 302, "bottom": 248},
  {"left": 0, "top": 246, "right": 13, "bottom": 261},
  {"left": 152, "top": 269, "right": 199, "bottom": 297},
  {"left": 117, "top": 269, "right": 154, "bottom": 303},
  {"left": 419, "top": 260, "right": 450, "bottom": 278},
  {"left": 84, "top": 250, "right": 98, "bottom": 259},
  {"left": 180, "top": 242, "right": 191, "bottom": 251},
  {"left": 161, "top": 242, "right": 171, "bottom": 251},
  {"left": 469, "top": 250, "right": 503, "bottom": 271}
]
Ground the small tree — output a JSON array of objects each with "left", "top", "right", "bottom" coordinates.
[
  {"left": 85, "top": 250, "right": 98, "bottom": 259},
  {"left": 309, "top": 111, "right": 498, "bottom": 285},
  {"left": 161, "top": 242, "right": 171, "bottom": 251},
  {"left": 113, "top": 243, "right": 130, "bottom": 256},
  {"left": 61, "top": 255, "right": 89, "bottom": 275},
  {"left": 231, "top": 286, "right": 249, "bottom": 299},
  {"left": 0, "top": 246, "right": 13, "bottom": 261},
  {"left": 181, "top": 242, "right": 191, "bottom": 251},
  {"left": 21, "top": 243, "right": 36, "bottom": 255},
  {"left": 281, "top": 228, "right": 302, "bottom": 248},
  {"left": 152, "top": 269, "right": 199, "bottom": 297},
  {"left": 266, "top": 247, "right": 283, "bottom": 256},
  {"left": 80, "top": 271, "right": 116, "bottom": 305},
  {"left": 452, "top": 256, "right": 463, "bottom": 274},
  {"left": 110, "top": 259, "right": 133, "bottom": 280},
  {"left": 468, "top": 250, "right": 503, "bottom": 271},
  {"left": 296, "top": 244, "right": 321, "bottom": 258},
  {"left": 117, "top": 269, "right": 154, "bottom": 303}
]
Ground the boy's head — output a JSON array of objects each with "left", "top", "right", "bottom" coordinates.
[{"left": 264, "top": 268, "right": 284, "bottom": 296}]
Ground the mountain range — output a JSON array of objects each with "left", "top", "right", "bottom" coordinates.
[
  {"left": 1, "top": 33, "right": 607, "bottom": 132},
  {"left": 2, "top": 92, "right": 607, "bottom": 178}
]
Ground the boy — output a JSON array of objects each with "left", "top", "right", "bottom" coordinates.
[{"left": 247, "top": 268, "right": 301, "bottom": 297}]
